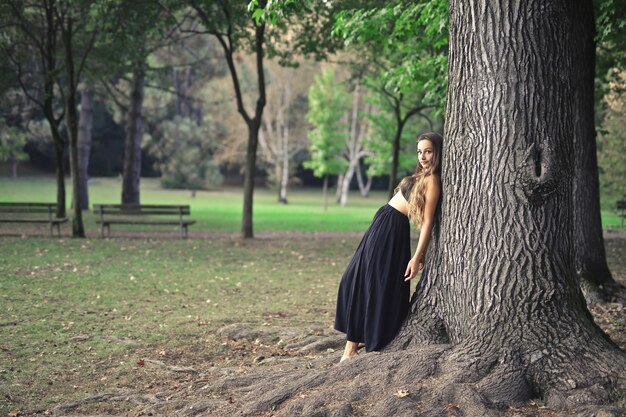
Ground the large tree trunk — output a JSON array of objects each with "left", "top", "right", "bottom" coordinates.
[
  {"left": 121, "top": 63, "right": 145, "bottom": 205},
  {"left": 571, "top": 2, "right": 617, "bottom": 300},
  {"left": 390, "top": 0, "right": 625, "bottom": 407},
  {"left": 77, "top": 85, "right": 94, "bottom": 211}
]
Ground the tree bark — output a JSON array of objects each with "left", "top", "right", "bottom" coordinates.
[
  {"left": 386, "top": 115, "right": 405, "bottom": 200},
  {"left": 11, "top": 160, "right": 18, "bottom": 179},
  {"left": 389, "top": 0, "right": 625, "bottom": 407},
  {"left": 241, "top": 22, "right": 267, "bottom": 239},
  {"left": 571, "top": 1, "right": 617, "bottom": 299},
  {"left": 355, "top": 161, "right": 372, "bottom": 197},
  {"left": 77, "top": 85, "right": 93, "bottom": 211},
  {"left": 60, "top": 14, "right": 85, "bottom": 238},
  {"left": 322, "top": 175, "right": 328, "bottom": 212},
  {"left": 51, "top": 127, "right": 66, "bottom": 219},
  {"left": 121, "top": 62, "right": 145, "bottom": 205}
]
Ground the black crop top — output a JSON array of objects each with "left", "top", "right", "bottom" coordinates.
[{"left": 399, "top": 176, "right": 415, "bottom": 200}]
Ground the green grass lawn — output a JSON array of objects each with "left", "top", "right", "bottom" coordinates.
[
  {"left": 0, "top": 235, "right": 363, "bottom": 414},
  {"left": 0, "top": 176, "right": 622, "bottom": 235},
  {"left": 0, "top": 176, "right": 388, "bottom": 234}
]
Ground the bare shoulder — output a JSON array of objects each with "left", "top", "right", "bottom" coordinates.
[{"left": 425, "top": 174, "right": 441, "bottom": 190}]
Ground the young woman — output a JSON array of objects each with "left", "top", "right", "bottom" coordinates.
[{"left": 334, "top": 132, "right": 443, "bottom": 362}]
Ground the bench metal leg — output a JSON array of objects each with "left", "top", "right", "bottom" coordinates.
[{"left": 180, "top": 225, "right": 188, "bottom": 239}]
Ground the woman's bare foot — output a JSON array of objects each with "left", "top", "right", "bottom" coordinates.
[
  {"left": 357, "top": 342, "right": 366, "bottom": 351},
  {"left": 339, "top": 341, "right": 360, "bottom": 363}
]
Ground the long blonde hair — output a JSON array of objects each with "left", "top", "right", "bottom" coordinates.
[{"left": 395, "top": 132, "right": 443, "bottom": 226}]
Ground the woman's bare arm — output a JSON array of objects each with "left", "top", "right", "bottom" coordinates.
[{"left": 404, "top": 175, "right": 441, "bottom": 281}]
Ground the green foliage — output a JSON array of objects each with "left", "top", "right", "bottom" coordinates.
[
  {"left": 598, "top": 70, "right": 626, "bottom": 201},
  {"left": 0, "top": 119, "right": 27, "bottom": 163},
  {"left": 333, "top": 0, "right": 448, "bottom": 115},
  {"left": 144, "top": 116, "right": 224, "bottom": 190},
  {"left": 363, "top": 94, "right": 422, "bottom": 177},
  {"left": 304, "top": 68, "right": 350, "bottom": 178},
  {"left": 594, "top": 0, "right": 626, "bottom": 108}
]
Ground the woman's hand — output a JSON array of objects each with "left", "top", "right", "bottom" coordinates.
[{"left": 404, "top": 253, "right": 425, "bottom": 281}]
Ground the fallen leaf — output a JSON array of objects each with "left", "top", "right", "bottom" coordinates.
[
  {"left": 137, "top": 359, "right": 145, "bottom": 366},
  {"left": 394, "top": 389, "right": 410, "bottom": 398}
]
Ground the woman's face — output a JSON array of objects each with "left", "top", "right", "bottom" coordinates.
[{"left": 418, "top": 139, "right": 435, "bottom": 169}]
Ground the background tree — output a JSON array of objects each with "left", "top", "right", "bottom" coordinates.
[
  {"left": 0, "top": 119, "right": 28, "bottom": 179},
  {"left": 144, "top": 116, "right": 223, "bottom": 194},
  {"left": 76, "top": 84, "right": 94, "bottom": 210},
  {"left": 55, "top": 0, "right": 100, "bottom": 236},
  {"left": 185, "top": 0, "right": 269, "bottom": 238},
  {"left": 304, "top": 68, "right": 349, "bottom": 211},
  {"left": 336, "top": 82, "right": 373, "bottom": 207},
  {"left": 258, "top": 60, "right": 317, "bottom": 204},
  {"left": 598, "top": 69, "right": 626, "bottom": 201},
  {"left": 0, "top": 0, "right": 68, "bottom": 218},
  {"left": 94, "top": 1, "right": 179, "bottom": 205},
  {"left": 334, "top": 0, "right": 448, "bottom": 198},
  {"left": 571, "top": 0, "right": 617, "bottom": 300}
]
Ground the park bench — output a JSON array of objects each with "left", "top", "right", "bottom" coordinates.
[
  {"left": 0, "top": 202, "right": 67, "bottom": 237},
  {"left": 618, "top": 200, "right": 626, "bottom": 228},
  {"left": 93, "top": 204, "right": 196, "bottom": 239}
]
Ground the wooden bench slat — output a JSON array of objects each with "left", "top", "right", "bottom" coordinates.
[
  {"left": 0, "top": 207, "right": 59, "bottom": 214},
  {"left": 92, "top": 203, "right": 195, "bottom": 238},
  {"left": 0, "top": 218, "right": 68, "bottom": 224},
  {"left": 96, "top": 210, "right": 191, "bottom": 216},
  {"left": 96, "top": 220, "right": 196, "bottom": 225},
  {"left": 0, "top": 202, "right": 57, "bottom": 207},
  {"left": 0, "top": 202, "right": 64, "bottom": 236},
  {"left": 93, "top": 204, "right": 190, "bottom": 210}
]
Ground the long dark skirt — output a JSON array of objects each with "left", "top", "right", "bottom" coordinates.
[{"left": 334, "top": 204, "right": 411, "bottom": 352}]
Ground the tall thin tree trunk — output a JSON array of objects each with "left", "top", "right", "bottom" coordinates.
[
  {"left": 77, "top": 85, "right": 94, "bottom": 210},
  {"left": 242, "top": 119, "right": 261, "bottom": 237},
  {"left": 322, "top": 175, "right": 328, "bottom": 212},
  {"left": 355, "top": 162, "right": 372, "bottom": 197},
  {"left": 389, "top": 0, "right": 625, "bottom": 407},
  {"left": 335, "top": 174, "right": 344, "bottom": 203},
  {"left": 280, "top": 137, "right": 289, "bottom": 204},
  {"left": 279, "top": 84, "right": 290, "bottom": 204},
  {"left": 122, "top": 62, "right": 145, "bottom": 205},
  {"left": 11, "top": 160, "right": 18, "bottom": 179},
  {"left": 51, "top": 130, "right": 66, "bottom": 218},
  {"left": 340, "top": 162, "right": 357, "bottom": 207},
  {"left": 387, "top": 117, "right": 404, "bottom": 200},
  {"left": 62, "top": 16, "right": 84, "bottom": 238},
  {"left": 572, "top": 1, "right": 616, "bottom": 298}
]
